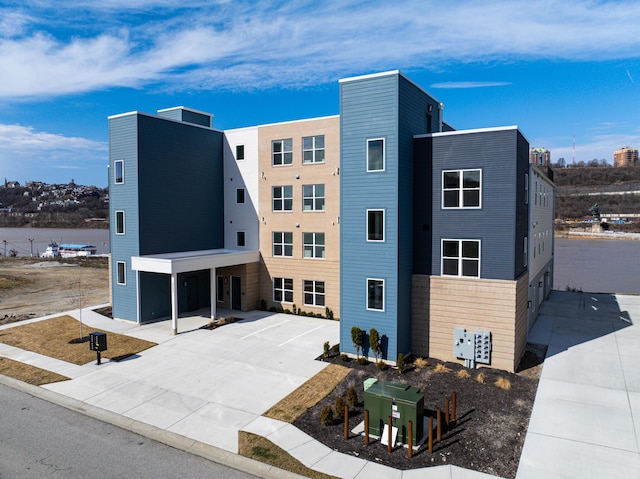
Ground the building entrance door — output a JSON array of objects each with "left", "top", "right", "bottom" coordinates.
[{"left": 231, "top": 276, "right": 241, "bottom": 310}]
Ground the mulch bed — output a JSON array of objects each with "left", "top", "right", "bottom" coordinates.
[{"left": 292, "top": 345, "right": 544, "bottom": 479}]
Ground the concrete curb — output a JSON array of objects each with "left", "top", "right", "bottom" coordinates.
[{"left": 0, "top": 374, "right": 308, "bottom": 479}]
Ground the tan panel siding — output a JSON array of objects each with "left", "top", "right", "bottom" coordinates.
[{"left": 428, "top": 276, "right": 526, "bottom": 372}]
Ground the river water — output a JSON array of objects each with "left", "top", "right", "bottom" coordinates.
[{"left": 1, "top": 228, "right": 639, "bottom": 294}]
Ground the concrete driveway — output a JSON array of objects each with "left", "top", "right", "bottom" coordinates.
[{"left": 43, "top": 310, "right": 340, "bottom": 453}]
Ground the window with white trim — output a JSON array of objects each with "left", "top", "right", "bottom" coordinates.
[
  {"left": 115, "top": 210, "right": 125, "bottom": 235},
  {"left": 442, "top": 169, "right": 481, "bottom": 208},
  {"left": 236, "top": 188, "right": 245, "bottom": 204},
  {"left": 114, "top": 160, "right": 124, "bottom": 184},
  {"left": 303, "top": 135, "right": 325, "bottom": 163},
  {"left": 272, "top": 185, "right": 293, "bottom": 211},
  {"left": 303, "top": 184, "right": 325, "bottom": 211},
  {"left": 116, "top": 261, "right": 126, "bottom": 285},
  {"left": 366, "top": 209, "right": 384, "bottom": 241},
  {"left": 304, "top": 280, "right": 325, "bottom": 306},
  {"left": 272, "top": 139, "right": 293, "bottom": 166},
  {"left": 441, "top": 239, "right": 480, "bottom": 277},
  {"left": 303, "top": 232, "right": 325, "bottom": 258},
  {"left": 273, "top": 232, "right": 293, "bottom": 257},
  {"left": 367, "top": 138, "right": 385, "bottom": 171},
  {"left": 273, "top": 277, "right": 293, "bottom": 302},
  {"left": 236, "top": 145, "right": 245, "bottom": 161},
  {"left": 367, "top": 278, "right": 384, "bottom": 311}
]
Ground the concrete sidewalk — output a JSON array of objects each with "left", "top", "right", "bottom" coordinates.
[{"left": 1, "top": 292, "right": 640, "bottom": 479}]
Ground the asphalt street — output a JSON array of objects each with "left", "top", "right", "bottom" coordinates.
[{"left": 0, "top": 382, "right": 258, "bottom": 479}]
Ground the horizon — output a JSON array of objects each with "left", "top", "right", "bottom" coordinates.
[{"left": 1, "top": 1, "right": 640, "bottom": 187}]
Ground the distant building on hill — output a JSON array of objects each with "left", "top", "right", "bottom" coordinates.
[
  {"left": 530, "top": 147, "right": 551, "bottom": 166},
  {"left": 613, "top": 146, "right": 638, "bottom": 167}
]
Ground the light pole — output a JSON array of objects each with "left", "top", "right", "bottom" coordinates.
[{"left": 28, "top": 238, "right": 34, "bottom": 257}]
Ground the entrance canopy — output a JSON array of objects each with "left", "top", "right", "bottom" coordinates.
[{"left": 131, "top": 248, "right": 259, "bottom": 334}]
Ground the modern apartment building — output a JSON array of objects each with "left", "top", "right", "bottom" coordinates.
[
  {"left": 529, "top": 147, "right": 551, "bottom": 166},
  {"left": 108, "top": 71, "right": 554, "bottom": 372},
  {"left": 614, "top": 146, "right": 638, "bottom": 167}
]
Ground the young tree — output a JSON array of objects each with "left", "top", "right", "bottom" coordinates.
[
  {"left": 369, "top": 327, "right": 381, "bottom": 363},
  {"left": 351, "top": 326, "right": 363, "bottom": 359}
]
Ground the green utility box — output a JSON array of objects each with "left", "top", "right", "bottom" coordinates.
[{"left": 364, "top": 380, "right": 424, "bottom": 445}]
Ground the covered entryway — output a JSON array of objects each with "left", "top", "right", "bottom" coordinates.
[{"left": 131, "top": 248, "right": 259, "bottom": 334}]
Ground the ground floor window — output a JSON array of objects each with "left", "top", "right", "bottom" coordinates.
[
  {"left": 441, "top": 239, "right": 480, "bottom": 277},
  {"left": 303, "top": 280, "right": 325, "bottom": 306},
  {"left": 273, "top": 277, "right": 293, "bottom": 302},
  {"left": 217, "top": 275, "right": 224, "bottom": 302},
  {"left": 116, "top": 261, "right": 126, "bottom": 285},
  {"left": 366, "top": 278, "right": 384, "bottom": 311}
]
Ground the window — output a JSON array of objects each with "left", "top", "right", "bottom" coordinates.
[
  {"left": 236, "top": 231, "right": 245, "bottom": 247},
  {"left": 114, "top": 160, "right": 124, "bottom": 184},
  {"left": 441, "top": 239, "right": 480, "bottom": 277},
  {"left": 236, "top": 145, "right": 245, "bottom": 161},
  {"left": 303, "top": 135, "right": 325, "bottom": 163},
  {"left": 272, "top": 139, "right": 293, "bottom": 166},
  {"left": 115, "top": 210, "right": 125, "bottom": 235},
  {"left": 367, "top": 278, "right": 384, "bottom": 311},
  {"left": 236, "top": 188, "right": 245, "bottom": 204},
  {"left": 366, "top": 209, "right": 384, "bottom": 241},
  {"left": 272, "top": 185, "right": 293, "bottom": 211},
  {"left": 303, "top": 232, "right": 325, "bottom": 258},
  {"left": 273, "top": 277, "right": 293, "bottom": 302},
  {"left": 273, "top": 232, "right": 293, "bottom": 257},
  {"left": 367, "top": 138, "right": 385, "bottom": 171},
  {"left": 525, "top": 173, "right": 529, "bottom": 205},
  {"left": 442, "top": 169, "right": 481, "bottom": 208},
  {"left": 116, "top": 261, "right": 126, "bottom": 285},
  {"left": 524, "top": 236, "right": 528, "bottom": 267},
  {"left": 302, "top": 184, "right": 325, "bottom": 211},
  {"left": 304, "top": 280, "right": 325, "bottom": 306},
  {"left": 217, "top": 276, "right": 224, "bottom": 302}
]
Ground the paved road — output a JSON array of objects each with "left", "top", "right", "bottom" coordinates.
[{"left": 0, "top": 383, "right": 258, "bottom": 479}]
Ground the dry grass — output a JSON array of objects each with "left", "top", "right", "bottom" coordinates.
[
  {"left": 0, "top": 275, "right": 30, "bottom": 291},
  {"left": 434, "top": 363, "right": 451, "bottom": 373},
  {"left": 495, "top": 377, "right": 512, "bottom": 390},
  {"left": 476, "top": 372, "right": 486, "bottom": 384},
  {"left": 263, "top": 364, "right": 350, "bottom": 423},
  {"left": 456, "top": 369, "right": 471, "bottom": 379},
  {"left": 0, "top": 315, "right": 156, "bottom": 365},
  {"left": 413, "top": 357, "right": 429, "bottom": 369},
  {"left": 239, "top": 432, "right": 340, "bottom": 479},
  {"left": 0, "top": 357, "right": 69, "bottom": 385}
]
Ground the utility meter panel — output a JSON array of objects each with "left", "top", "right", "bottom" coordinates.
[
  {"left": 454, "top": 328, "right": 474, "bottom": 360},
  {"left": 474, "top": 330, "right": 492, "bottom": 364}
]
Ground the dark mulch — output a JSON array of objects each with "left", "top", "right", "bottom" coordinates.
[{"left": 292, "top": 345, "right": 545, "bottom": 479}]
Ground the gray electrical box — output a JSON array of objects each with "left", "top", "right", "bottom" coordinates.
[
  {"left": 474, "top": 330, "right": 491, "bottom": 364},
  {"left": 454, "top": 328, "right": 474, "bottom": 360}
]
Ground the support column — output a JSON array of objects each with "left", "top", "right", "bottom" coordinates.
[
  {"left": 210, "top": 267, "right": 216, "bottom": 320},
  {"left": 171, "top": 272, "right": 178, "bottom": 335}
]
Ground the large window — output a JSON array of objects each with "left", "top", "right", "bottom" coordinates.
[
  {"left": 115, "top": 210, "right": 125, "bottom": 235},
  {"left": 441, "top": 239, "right": 480, "bottom": 277},
  {"left": 366, "top": 209, "right": 384, "bottom": 241},
  {"left": 272, "top": 185, "right": 293, "bottom": 211},
  {"left": 367, "top": 278, "right": 384, "bottom": 311},
  {"left": 303, "top": 232, "right": 325, "bottom": 258},
  {"left": 303, "top": 184, "right": 325, "bottom": 211},
  {"left": 303, "top": 135, "right": 325, "bottom": 163},
  {"left": 236, "top": 188, "right": 245, "bottom": 204},
  {"left": 236, "top": 145, "right": 245, "bottom": 161},
  {"left": 116, "top": 261, "right": 126, "bottom": 285},
  {"left": 304, "top": 280, "right": 325, "bottom": 306},
  {"left": 273, "top": 277, "right": 293, "bottom": 302},
  {"left": 273, "top": 232, "right": 293, "bottom": 257},
  {"left": 367, "top": 138, "right": 385, "bottom": 171},
  {"left": 114, "top": 160, "right": 124, "bottom": 184},
  {"left": 272, "top": 139, "right": 293, "bottom": 166},
  {"left": 442, "top": 169, "right": 481, "bottom": 208},
  {"left": 236, "top": 231, "right": 246, "bottom": 247}
]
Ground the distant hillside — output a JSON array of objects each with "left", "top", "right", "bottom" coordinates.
[{"left": 554, "top": 166, "right": 640, "bottom": 222}]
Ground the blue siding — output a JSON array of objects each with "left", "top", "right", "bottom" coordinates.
[
  {"left": 430, "top": 129, "right": 521, "bottom": 280},
  {"left": 109, "top": 114, "right": 140, "bottom": 321}
]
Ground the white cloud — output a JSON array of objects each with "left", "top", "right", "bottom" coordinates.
[
  {"left": 537, "top": 132, "right": 640, "bottom": 165},
  {"left": 0, "top": 124, "right": 106, "bottom": 152}
]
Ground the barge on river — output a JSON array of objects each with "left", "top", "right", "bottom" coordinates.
[{"left": 41, "top": 242, "right": 97, "bottom": 258}]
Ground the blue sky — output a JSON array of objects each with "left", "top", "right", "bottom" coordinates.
[{"left": 1, "top": 0, "right": 639, "bottom": 187}]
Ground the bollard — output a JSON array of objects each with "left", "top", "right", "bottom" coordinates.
[
  {"left": 388, "top": 416, "right": 392, "bottom": 453},
  {"left": 408, "top": 420, "right": 413, "bottom": 459},
  {"left": 437, "top": 407, "right": 442, "bottom": 442},
  {"left": 364, "top": 410, "right": 369, "bottom": 446},
  {"left": 452, "top": 392, "right": 457, "bottom": 425},
  {"left": 445, "top": 397, "right": 450, "bottom": 428},
  {"left": 344, "top": 404, "right": 349, "bottom": 440},
  {"left": 428, "top": 416, "right": 433, "bottom": 453}
]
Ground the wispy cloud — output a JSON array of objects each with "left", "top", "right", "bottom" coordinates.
[
  {"left": 1, "top": 1, "right": 640, "bottom": 99},
  {"left": 431, "top": 81, "right": 512, "bottom": 89},
  {"left": 536, "top": 131, "right": 640, "bottom": 164}
]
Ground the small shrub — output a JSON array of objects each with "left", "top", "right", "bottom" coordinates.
[
  {"left": 357, "top": 357, "right": 369, "bottom": 365},
  {"left": 456, "top": 369, "right": 471, "bottom": 379},
  {"left": 277, "top": 306, "right": 284, "bottom": 313},
  {"left": 414, "top": 357, "right": 429, "bottom": 369},
  {"left": 476, "top": 372, "right": 486, "bottom": 384},
  {"left": 330, "top": 343, "right": 340, "bottom": 353},
  {"left": 316, "top": 313, "right": 323, "bottom": 318},
  {"left": 346, "top": 387, "right": 358, "bottom": 406},
  {"left": 334, "top": 397, "right": 346, "bottom": 420},
  {"left": 269, "top": 306, "right": 277, "bottom": 312},
  {"left": 340, "top": 353, "right": 349, "bottom": 362},
  {"left": 320, "top": 405, "right": 333, "bottom": 426},
  {"left": 351, "top": 326, "right": 363, "bottom": 359},
  {"left": 434, "top": 363, "right": 451, "bottom": 373},
  {"left": 325, "top": 307, "right": 334, "bottom": 320},
  {"left": 376, "top": 360, "right": 388, "bottom": 371},
  {"left": 495, "top": 377, "right": 512, "bottom": 390},
  {"left": 369, "top": 328, "right": 381, "bottom": 363},
  {"left": 397, "top": 353, "right": 406, "bottom": 373},
  {"left": 292, "top": 304, "right": 297, "bottom": 314},
  {"left": 283, "top": 309, "right": 291, "bottom": 314},
  {"left": 323, "top": 341, "right": 330, "bottom": 358}
]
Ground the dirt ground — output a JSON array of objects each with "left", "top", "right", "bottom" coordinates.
[
  {"left": 293, "top": 347, "right": 544, "bottom": 479},
  {"left": 0, "top": 257, "right": 109, "bottom": 324}
]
